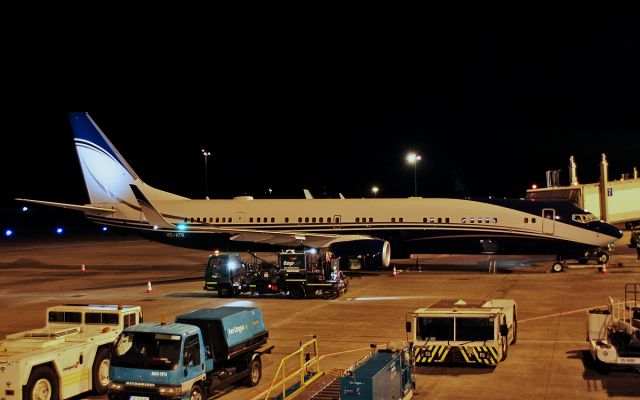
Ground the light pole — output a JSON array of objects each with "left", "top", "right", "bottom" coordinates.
[
  {"left": 406, "top": 152, "right": 421, "bottom": 197},
  {"left": 201, "top": 149, "right": 211, "bottom": 198},
  {"left": 371, "top": 186, "right": 379, "bottom": 197}
]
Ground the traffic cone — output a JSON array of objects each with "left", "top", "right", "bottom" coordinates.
[
  {"left": 80, "top": 264, "right": 86, "bottom": 272},
  {"left": 145, "top": 280, "right": 153, "bottom": 293},
  {"left": 601, "top": 262, "right": 608, "bottom": 274},
  {"left": 392, "top": 266, "right": 397, "bottom": 278}
]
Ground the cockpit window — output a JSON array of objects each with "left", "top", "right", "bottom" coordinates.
[{"left": 572, "top": 214, "right": 598, "bottom": 223}]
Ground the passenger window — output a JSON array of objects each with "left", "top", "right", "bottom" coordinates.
[
  {"left": 48, "top": 311, "right": 81, "bottom": 323},
  {"left": 399, "top": 217, "right": 404, "bottom": 223},
  {"left": 327, "top": 217, "right": 332, "bottom": 223},
  {"left": 222, "top": 217, "right": 226, "bottom": 223},
  {"left": 485, "top": 218, "right": 490, "bottom": 223},
  {"left": 305, "top": 217, "right": 309, "bottom": 223},
  {"left": 184, "top": 218, "right": 188, "bottom": 222},
  {"left": 355, "top": 217, "right": 360, "bottom": 223},
  {"left": 312, "top": 217, "right": 317, "bottom": 223},
  {"left": 190, "top": 217, "right": 194, "bottom": 222},
  {"left": 423, "top": 218, "right": 427, "bottom": 223},
  {"left": 216, "top": 217, "right": 219, "bottom": 223},
  {"left": 430, "top": 217, "right": 435, "bottom": 223},
  {"left": 298, "top": 217, "right": 302, "bottom": 223},
  {"left": 271, "top": 217, "right": 275, "bottom": 223},
  {"left": 319, "top": 217, "right": 323, "bottom": 223},
  {"left": 445, "top": 218, "right": 450, "bottom": 223},
  {"left": 391, "top": 218, "right": 396, "bottom": 223},
  {"left": 335, "top": 217, "right": 340, "bottom": 223},
  {"left": 461, "top": 218, "right": 466, "bottom": 223},
  {"left": 493, "top": 218, "right": 497, "bottom": 223},
  {"left": 438, "top": 218, "right": 442, "bottom": 223},
  {"left": 250, "top": 217, "right": 253, "bottom": 223},
  {"left": 524, "top": 218, "right": 529, "bottom": 223},
  {"left": 257, "top": 217, "right": 261, "bottom": 223},
  {"left": 470, "top": 218, "right": 474, "bottom": 223},
  {"left": 532, "top": 218, "right": 536, "bottom": 223},
  {"left": 369, "top": 217, "right": 373, "bottom": 223},
  {"left": 285, "top": 217, "right": 289, "bottom": 223},
  {"left": 86, "top": 313, "right": 119, "bottom": 324},
  {"left": 477, "top": 218, "right": 482, "bottom": 223},
  {"left": 228, "top": 217, "right": 232, "bottom": 223},
  {"left": 196, "top": 217, "right": 200, "bottom": 222}
]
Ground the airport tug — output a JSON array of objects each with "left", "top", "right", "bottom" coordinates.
[
  {"left": 0, "top": 304, "right": 142, "bottom": 400},
  {"left": 406, "top": 299, "right": 517, "bottom": 366},
  {"left": 588, "top": 283, "right": 640, "bottom": 372}
]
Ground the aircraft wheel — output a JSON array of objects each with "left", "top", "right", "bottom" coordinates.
[
  {"left": 551, "top": 262, "right": 564, "bottom": 273},
  {"left": 218, "top": 284, "right": 233, "bottom": 297},
  {"left": 598, "top": 253, "right": 610, "bottom": 263}
]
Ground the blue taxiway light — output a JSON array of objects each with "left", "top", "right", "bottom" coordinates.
[
  {"left": 21, "top": 206, "right": 28, "bottom": 212},
  {"left": 101, "top": 226, "right": 108, "bottom": 232},
  {"left": 5, "top": 229, "right": 13, "bottom": 237},
  {"left": 56, "top": 227, "right": 64, "bottom": 234}
]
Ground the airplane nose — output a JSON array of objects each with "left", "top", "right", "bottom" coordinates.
[{"left": 601, "top": 222, "right": 623, "bottom": 239}]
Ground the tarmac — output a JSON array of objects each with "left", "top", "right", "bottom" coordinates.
[{"left": 1, "top": 232, "right": 640, "bottom": 400}]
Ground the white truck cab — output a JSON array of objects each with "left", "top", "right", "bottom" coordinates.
[{"left": 0, "top": 304, "right": 142, "bottom": 400}]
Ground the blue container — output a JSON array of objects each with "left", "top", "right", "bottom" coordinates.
[{"left": 341, "top": 350, "right": 403, "bottom": 400}]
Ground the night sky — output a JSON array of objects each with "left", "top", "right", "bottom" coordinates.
[{"left": 2, "top": 14, "right": 639, "bottom": 229}]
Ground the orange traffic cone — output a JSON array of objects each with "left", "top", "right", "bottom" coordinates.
[
  {"left": 80, "top": 264, "right": 86, "bottom": 272},
  {"left": 392, "top": 266, "right": 397, "bottom": 278},
  {"left": 145, "top": 280, "right": 153, "bottom": 293}
]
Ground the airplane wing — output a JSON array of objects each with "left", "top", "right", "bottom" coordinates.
[
  {"left": 15, "top": 198, "right": 116, "bottom": 214},
  {"left": 129, "top": 184, "right": 379, "bottom": 248}
]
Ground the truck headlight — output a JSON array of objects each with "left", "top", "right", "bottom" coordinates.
[
  {"left": 108, "top": 382, "right": 124, "bottom": 391},
  {"left": 158, "top": 385, "right": 182, "bottom": 396}
]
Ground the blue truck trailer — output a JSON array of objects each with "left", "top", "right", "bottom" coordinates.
[{"left": 107, "top": 306, "right": 273, "bottom": 400}]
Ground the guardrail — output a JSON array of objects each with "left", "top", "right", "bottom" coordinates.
[{"left": 262, "top": 336, "right": 324, "bottom": 400}]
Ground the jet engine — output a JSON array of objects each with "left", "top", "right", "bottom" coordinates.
[{"left": 329, "top": 239, "right": 391, "bottom": 268}]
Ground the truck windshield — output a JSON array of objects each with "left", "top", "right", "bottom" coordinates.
[
  {"left": 111, "top": 332, "right": 181, "bottom": 370},
  {"left": 417, "top": 317, "right": 454, "bottom": 341},
  {"left": 456, "top": 317, "right": 494, "bottom": 341}
]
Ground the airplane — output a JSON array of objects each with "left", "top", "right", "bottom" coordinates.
[{"left": 16, "top": 112, "right": 623, "bottom": 273}]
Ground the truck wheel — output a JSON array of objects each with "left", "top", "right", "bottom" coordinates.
[
  {"left": 511, "top": 311, "right": 518, "bottom": 345},
  {"left": 500, "top": 338, "right": 508, "bottom": 361},
  {"left": 92, "top": 347, "right": 111, "bottom": 394},
  {"left": 26, "top": 366, "right": 59, "bottom": 400},
  {"left": 244, "top": 355, "right": 262, "bottom": 387},
  {"left": 189, "top": 384, "right": 204, "bottom": 400},
  {"left": 218, "top": 284, "right": 232, "bottom": 297},
  {"left": 289, "top": 285, "right": 305, "bottom": 299}
]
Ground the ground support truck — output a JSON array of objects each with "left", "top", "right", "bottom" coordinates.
[
  {"left": 203, "top": 250, "right": 348, "bottom": 299},
  {"left": 107, "top": 306, "right": 273, "bottom": 400},
  {"left": 0, "top": 304, "right": 142, "bottom": 400},
  {"left": 587, "top": 283, "right": 640, "bottom": 373},
  {"left": 406, "top": 299, "right": 517, "bottom": 367}
]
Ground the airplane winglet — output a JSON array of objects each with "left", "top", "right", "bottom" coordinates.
[
  {"left": 129, "top": 185, "right": 175, "bottom": 229},
  {"left": 339, "top": 193, "right": 346, "bottom": 199},
  {"left": 303, "top": 189, "right": 314, "bottom": 199}
]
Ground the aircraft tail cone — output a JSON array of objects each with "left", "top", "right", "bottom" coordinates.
[
  {"left": 145, "top": 280, "right": 153, "bottom": 293},
  {"left": 80, "top": 264, "right": 86, "bottom": 272}
]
